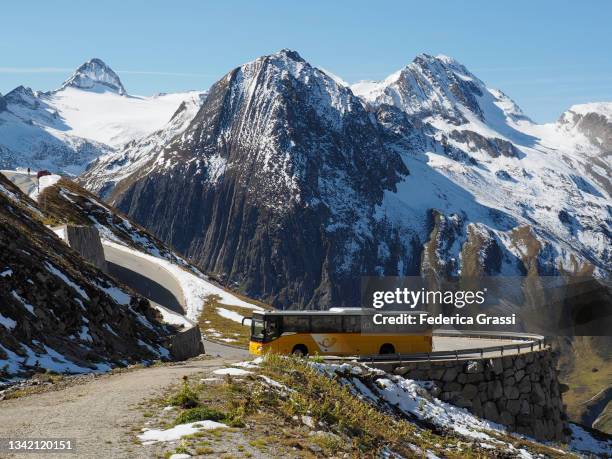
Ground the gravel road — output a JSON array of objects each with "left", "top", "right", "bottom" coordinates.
[{"left": 0, "top": 358, "right": 236, "bottom": 458}]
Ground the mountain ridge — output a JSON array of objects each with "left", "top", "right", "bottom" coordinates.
[
  {"left": 79, "top": 49, "right": 610, "bottom": 310},
  {"left": 0, "top": 58, "right": 205, "bottom": 173}
]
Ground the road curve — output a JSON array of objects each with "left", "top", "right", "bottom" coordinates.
[
  {"left": 104, "top": 245, "right": 185, "bottom": 315},
  {"left": 102, "top": 243, "right": 533, "bottom": 362},
  {"left": 0, "top": 170, "right": 38, "bottom": 195},
  {"left": 102, "top": 242, "right": 249, "bottom": 359}
]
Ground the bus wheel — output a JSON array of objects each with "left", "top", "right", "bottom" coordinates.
[
  {"left": 292, "top": 345, "right": 308, "bottom": 357},
  {"left": 379, "top": 343, "right": 395, "bottom": 355}
]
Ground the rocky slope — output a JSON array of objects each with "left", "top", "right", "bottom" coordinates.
[
  {"left": 86, "top": 50, "right": 409, "bottom": 309},
  {"left": 83, "top": 50, "right": 611, "bottom": 311},
  {"left": 0, "top": 173, "right": 172, "bottom": 382}
]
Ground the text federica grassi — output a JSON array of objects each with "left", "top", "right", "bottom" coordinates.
[{"left": 372, "top": 312, "right": 516, "bottom": 326}]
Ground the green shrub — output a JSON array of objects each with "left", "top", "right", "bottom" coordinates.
[
  {"left": 168, "top": 377, "right": 199, "bottom": 409},
  {"left": 224, "top": 405, "right": 246, "bottom": 427},
  {"left": 174, "top": 406, "right": 226, "bottom": 425}
]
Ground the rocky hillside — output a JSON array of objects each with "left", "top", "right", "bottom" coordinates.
[
  {"left": 0, "top": 173, "right": 172, "bottom": 382},
  {"left": 83, "top": 50, "right": 610, "bottom": 310}
]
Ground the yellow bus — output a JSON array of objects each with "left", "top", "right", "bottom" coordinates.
[{"left": 246, "top": 308, "right": 432, "bottom": 357}]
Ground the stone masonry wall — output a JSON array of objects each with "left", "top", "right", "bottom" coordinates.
[{"left": 392, "top": 349, "right": 568, "bottom": 442}]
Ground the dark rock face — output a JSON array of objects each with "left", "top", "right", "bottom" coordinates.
[
  {"left": 0, "top": 93, "right": 6, "bottom": 112},
  {"left": 0, "top": 175, "right": 171, "bottom": 380},
  {"left": 563, "top": 110, "right": 612, "bottom": 152},
  {"left": 112, "top": 50, "right": 408, "bottom": 309},
  {"left": 4, "top": 86, "right": 39, "bottom": 109},
  {"left": 449, "top": 129, "right": 522, "bottom": 158}
]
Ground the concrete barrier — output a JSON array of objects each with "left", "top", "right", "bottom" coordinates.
[
  {"left": 151, "top": 301, "right": 205, "bottom": 361},
  {"left": 166, "top": 324, "right": 205, "bottom": 361},
  {"left": 54, "top": 224, "right": 107, "bottom": 272}
]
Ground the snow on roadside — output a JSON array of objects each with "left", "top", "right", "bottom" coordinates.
[
  {"left": 213, "top": 368, "right": 252, "bottom": 376},
  {"left": 316, "top": 362, "right": 612, "bottom": 457},
  {"left": 29, "top": 174, "right": 61, "bottom": 200},
  {"left": 153, "top": 305, "right": 192, "bottom": 328},
  {"left": 138, "top": 420, "right": 228, "bottom": 445},
  {"left": 0, "top": 313, "right": 17, "bottom": 330},
  {"left": 101, "top": 240, "right": 262, "bottom": 321},
  {"left": 216, "top": 307, "right": 252, "bottom": 326}
]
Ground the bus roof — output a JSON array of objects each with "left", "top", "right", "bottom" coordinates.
[{"left": 252, "top": 309, "right": 428, "bottom": 317}]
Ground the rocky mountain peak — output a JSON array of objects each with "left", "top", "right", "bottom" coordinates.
[
  {"left": 353, "top": 53, "right": 528, "bottom": 127},
  {"left": 3, "top": 85, "right": 40, "bottom": 110},
  {"left": 60, "top": 58, "right": 126, "bottom": 95},
  {"left": 273, "top": 48, "right": 306, "bottom": 63},
  {"left": 557, "top": 102, "right": 612, "bottom": 151}
]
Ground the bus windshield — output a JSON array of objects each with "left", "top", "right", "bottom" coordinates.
[
  {"left": 251, "top": 317, "right": 281, "bottom": 342},
  {"left": 252, "top": 318, "right": 266, "bottom": 340}
]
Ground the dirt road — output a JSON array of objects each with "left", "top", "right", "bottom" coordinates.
[{"left": 0, "top": 358, "right": 240, "bottom": 458}]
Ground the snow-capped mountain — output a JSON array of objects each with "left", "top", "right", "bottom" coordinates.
[
  {"left": 81, "top": 50, "right": 610, "bottom": 309},
  {"left": 352, "top": 53, "right": 611, "bottom": 277},
  {"left": 0, "top": 59, "right": 204, "bottom": 174},
  {"left": 82, "top": 90, "right": 207, "bottom": 196},
  {"left": 60, "top": 58, "right": 127, "bottom": 95}
]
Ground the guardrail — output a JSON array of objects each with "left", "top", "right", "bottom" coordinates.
[{"left": 352, "top": 330, "right": 547, "bottom": 364}]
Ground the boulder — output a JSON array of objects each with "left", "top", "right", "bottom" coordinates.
[
  {"left": 507, "top": 399, "right": 521, "bottom": 415},
  {"left": 518, "top": 378, "right": 531, "bottom": 394},
  {"left": 488, "top": 380, "right": 503, "bottom": 399},
  {"left": 488, "top": 358, "right": 503, "bottom": 375}
]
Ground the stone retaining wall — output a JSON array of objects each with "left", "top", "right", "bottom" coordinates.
[{"left": 393, "top": 349, "right": 568, "bottom": 441}]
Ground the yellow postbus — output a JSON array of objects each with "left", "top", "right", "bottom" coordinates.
[{"left": 246, "top": 308, "right": 432, "bottom": 357}]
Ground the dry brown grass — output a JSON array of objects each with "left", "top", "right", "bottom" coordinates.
[{"left": 197, "top": 295, "right": 254, "bottom": 347}]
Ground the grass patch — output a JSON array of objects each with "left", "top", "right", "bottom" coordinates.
[
  {"left": 174, "top": 406, "right": 226, "bottom": 425},
  {"left": 148, "top": 359, "right": 576, "bottom": 458},
  {"left": 197, "top": 295, "right": 254, "bottom": 347},
  {"left": 560, "top": 336, "right": 612, "bottom": 426}
]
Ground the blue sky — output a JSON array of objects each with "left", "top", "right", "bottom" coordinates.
[{"left": 1, "top": 1, "right": 610, "bottom": 122}]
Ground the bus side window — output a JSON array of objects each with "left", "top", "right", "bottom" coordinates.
[
  {"left": 283, "top": 316, "right": 309, "bottom": 333},
  {"left": 343, "top": 315, "right": 361, "bottom": 333},
  {"left": 311, "top": 316, "right": 342, "bottom": 333}
]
